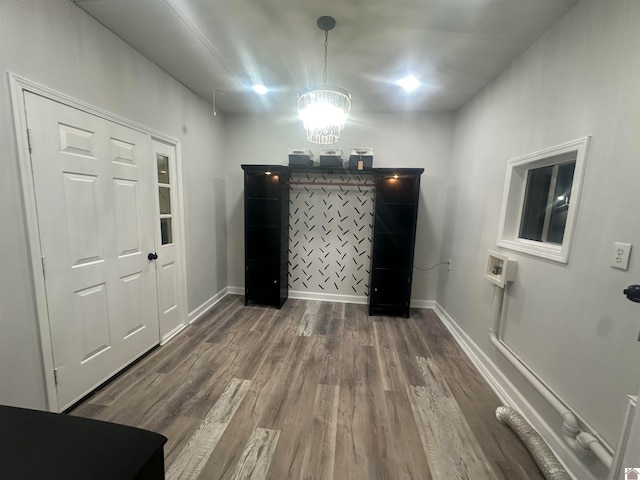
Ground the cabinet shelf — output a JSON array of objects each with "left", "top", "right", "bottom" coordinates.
[
  {"left": 369, "top": 170, "right": 422, "bottom": 318},
  {"left": 242, "top": 165, "right": 289, "bottom": 308}
]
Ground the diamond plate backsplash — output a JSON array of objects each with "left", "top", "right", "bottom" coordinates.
[{"left": 288, "top": 172, "right": 374, "bottom": 297}]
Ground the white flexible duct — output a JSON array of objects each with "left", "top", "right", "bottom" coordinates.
[
  {"left": 490, "top": 284, "right": 613, "bottom": 469},
  {"left": 496, "top": 405, "right": 571, "bottom": 480}
]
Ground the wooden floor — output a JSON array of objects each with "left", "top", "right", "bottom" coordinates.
[{"left": 70, "top": 296, "right": 544, "bottom": 480}]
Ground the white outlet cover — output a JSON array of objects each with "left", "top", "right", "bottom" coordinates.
[{"left": 612, "top": 242, "right": 632, "bottom": 270}]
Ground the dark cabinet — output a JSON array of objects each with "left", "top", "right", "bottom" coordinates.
[
  {"left": 242, "top": 165, "right": 290, "bottom": 308},
  {"left": 369, "top": 169, "right": 423, "bottom": 318},
  {"left": 241, "top": 165, "right": 423, "bottom": 316}
]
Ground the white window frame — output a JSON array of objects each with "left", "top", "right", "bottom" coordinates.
[{"left": 497, "top": 136, "right": 591, "bottom": 264}]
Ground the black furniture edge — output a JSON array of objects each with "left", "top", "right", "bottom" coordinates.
[
  {"left": 0, "top": 405, "right": 167, "bottom": 480},
  {"left": 241, "top": 164, "right": 425, "bottom": 176}
]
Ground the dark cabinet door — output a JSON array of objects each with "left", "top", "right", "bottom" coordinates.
[
  {"left": 242, "top": 166, "right": 289, "bottom": 308},
  {"left": 246, "top": 261, "right": 280, "bottom": 302},
  {"left": 368, "top": 169, "right": 423, "bottom": 318},
  {"left": 370, "top": 268, "right": 411, "bottom": 310}
]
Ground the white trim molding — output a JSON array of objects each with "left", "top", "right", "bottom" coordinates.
[
  {"left": 227, "top": 286, "right": 244, "bottom": 296},
  {"left": 8, "top": 73, "right": 59, "bottom": 411},
  {"left": 289, "top": 290, "right": 367, "bottom": 304},
  {"left": 410, "top": 299, "right": 437, "bottom": 309},
  {"left": 188, "top": 287, "right": 230, "bottom": 324},
  {"left": 497, "top": 136, "right": 591, "bottom": 264},
  {"left": 226, "top": 287, "right": 436, "bottom": 309},
  {"left": 161, "top": 324, "right": 188, "bottom": 345}
]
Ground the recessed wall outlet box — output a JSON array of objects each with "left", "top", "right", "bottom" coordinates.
[
  {"left": 485, "top": 250, "right": 517, "bottom": 288},
  {"left": 611, "top": 242, "right": 632, "bottom": 270}
]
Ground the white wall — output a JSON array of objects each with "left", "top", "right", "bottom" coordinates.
[
  {"left": 439, "top": 0, "right": 640, "bottom": 475},
  {"left": 225, "top": 112, "right": 454, "bottom": 303},
  {"left": 0, "top": 0, "right": 227, "bottom": 409}
]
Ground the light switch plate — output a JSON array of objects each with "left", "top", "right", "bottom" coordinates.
[{"left": 612, "top": 242, "right": 632, "bottom": 270}]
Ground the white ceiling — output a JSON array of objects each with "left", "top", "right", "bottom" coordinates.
[{"left": 73, "top": 0, "right": 579, "bottom": 115}]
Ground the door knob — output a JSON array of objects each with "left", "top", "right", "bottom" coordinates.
[
  {"left": 148, "top": 252, "right": 158, "bottom": 261},
  {"left": 623, "top": 285, "right": 640, "bottom": 303}
]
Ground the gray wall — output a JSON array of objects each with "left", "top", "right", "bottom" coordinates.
[
  {"left": 225, "top": 112, "right": 455, "bottom": 303},
  {"left": 0, "top": 0, "right": 227, "bottom": 409},
  {"left": 439, "top": 0, "right": 640, "bottom": 458},
  {"left": 3, "top": 2, "right": 637, "bottom": 476}
]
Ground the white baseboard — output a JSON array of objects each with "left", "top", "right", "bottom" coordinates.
[
  {"left": 411, "top": 299, "right": 436, "bottom": 309},
  {"left": 226, "top": 287, "right": 436, "bottom": 309},
  {"left": 160, "top": 323, "right": 188, "bottom": 345},
  {"left": 288, "top": 289, "right": 368, "bottom": 304},
  {"left": 188, "top": 287, "right": 230, "bottom": 324},
  {"left": 430, "top": 302, "right": 598, "bottom": 480},
  {"left": 227, "top": 286, "right": 244, "bottom": 296}
]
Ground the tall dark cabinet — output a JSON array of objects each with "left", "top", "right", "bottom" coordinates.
[
  {"left": 368, "top": 168, "right": 424, "bottom": 318},
  {"left": 242, "top": 165, "right": 290, "bottom": 308}
]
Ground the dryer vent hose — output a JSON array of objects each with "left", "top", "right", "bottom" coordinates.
[{"left": 496, "top": 406, "right": 571, "bottom": 480}]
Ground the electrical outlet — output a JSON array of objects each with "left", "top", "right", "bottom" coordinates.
[{"left": 611, "top": 242, "right": 632, "bottom": 270}]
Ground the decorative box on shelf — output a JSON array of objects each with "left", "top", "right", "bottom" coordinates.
[
  {"left": 288, "top": 148, "right": 314, "bottom": 166},
  {"left": 319, "top": 148, "right": 343, "bottom": 167},
  {"left": 348, "top": 148, "right": 373, "bottom": 170}
]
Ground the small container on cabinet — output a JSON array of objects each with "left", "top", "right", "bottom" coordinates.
[{"left": 242, "top": 165, "right": 290, "bottom": 308}]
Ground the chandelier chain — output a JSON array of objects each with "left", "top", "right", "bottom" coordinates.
[{"left": 323, "top": 30, "right": 328, "bottom": 84}]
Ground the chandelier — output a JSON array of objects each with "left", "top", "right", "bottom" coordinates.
[{"left": 298, "top": 16, "right": 351, "bottom": 144}]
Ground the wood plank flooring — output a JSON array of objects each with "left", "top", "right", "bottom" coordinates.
[{"left": 70, "top": 296, "right": 544, "bottom": 480}]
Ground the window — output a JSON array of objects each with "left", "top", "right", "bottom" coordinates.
[
  {"left": 497, "top": 137, "right": 590, "bottom": 263},
  {"left": 156, "top": 154, "right": 173, "bottom": 245}
]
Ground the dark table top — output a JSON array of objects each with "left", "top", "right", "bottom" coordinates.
[{"left": 0, "top": 405, "right": 167, "bottom": 480}]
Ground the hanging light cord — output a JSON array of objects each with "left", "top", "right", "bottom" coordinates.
[
  {"left": 414, "top": 260, "right": 451, "bottom": 271},
  {"left": 323, "top": 29, "right": 329, "bottom": 84}
]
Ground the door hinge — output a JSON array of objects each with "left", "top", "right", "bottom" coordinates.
[
  {"left": 27, "top": 129, "right": 33, "bottom": 153},
  {"left": 53, "top": 368, "right": 58, "bottom": 385},
  {"left": 41, "top": 256, "right": 46, "bottom": 278}
]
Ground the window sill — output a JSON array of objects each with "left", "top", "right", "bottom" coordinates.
[{"left": 497, "top": 238, "right": 568, "bottom": 264}]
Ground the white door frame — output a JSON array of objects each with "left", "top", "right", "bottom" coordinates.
[
  {"left": 151, "top": 137, "right": 189, "bottom": 344},
  {"left": 8, "top": 72, "right": 188, "bottom": 411}
]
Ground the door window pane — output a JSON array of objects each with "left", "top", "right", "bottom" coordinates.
[
  {"left": 159, "top": 187, "right": 171, "bottom": 214},
  {"left": 160, "top": 218, "right": 173, "bottom": 245},
  {"left": 157, "top": 154, "right": 170, "bottom": 184}
]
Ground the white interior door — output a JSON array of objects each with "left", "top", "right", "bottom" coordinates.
[
  {"left": 152, "top": 139, "right": 186, "bottom": 340},
  {"left": 25, "top": 92, "right": 160, "bottom": 410}
]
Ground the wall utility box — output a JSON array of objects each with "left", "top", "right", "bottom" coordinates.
[{"left": 485, "top": 250, "right": 517, "bottom": 288}]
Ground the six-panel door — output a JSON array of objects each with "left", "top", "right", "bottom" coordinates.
[{"left": 25, "top": 92, "right": 160, "bottom": 409}]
